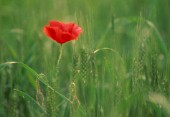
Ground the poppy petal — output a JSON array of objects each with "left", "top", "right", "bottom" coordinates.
[
  {"left": 53, "top": 28, "right": 63, "bottom": 43},
  {"left": 44, "top": 26, "right": 64, "bottom": 44},
  {"left": 72, "top": 25, "right": 82, "bottom": 36},
  {"left": 64, "top": 23, "right": 74, "bottom": 33},
  {"left": 49, "top": 20, "right": 62, "bottom": 27},
  {"left": 61, "top": 32, "right": 76, "bottom": 43},
  {"left": 44, "top": 26, "right": 57, "bottom": 41}
]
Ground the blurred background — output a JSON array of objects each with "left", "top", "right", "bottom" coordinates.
[{"left": 0, "top": 0, "right": 170, "bottom": 117}]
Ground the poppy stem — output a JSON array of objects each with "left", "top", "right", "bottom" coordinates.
[{"left": 56, "top": 44, "right": 63, "bottom": 78}]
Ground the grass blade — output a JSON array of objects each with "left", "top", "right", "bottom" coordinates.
[
  {"left": 0, "top": 61, "right": 71, "bottom": 103},
  {"left": 14, "top": 89, "right": 45, "bottom": 113}
]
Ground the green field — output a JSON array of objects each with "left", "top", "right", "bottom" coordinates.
[{"left": 0, "top": 0, "right": 170, "bottom": 117}]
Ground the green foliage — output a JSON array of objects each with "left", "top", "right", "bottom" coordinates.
[{"left": 1, "top": 0, "right": 170, "bottom": 117}]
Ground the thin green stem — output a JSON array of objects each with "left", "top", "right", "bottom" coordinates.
[{"left": 56, "top": 44, "right": 63, "bottom": 78}]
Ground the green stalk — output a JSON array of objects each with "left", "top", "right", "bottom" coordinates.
[{"left": 56, "top": 44, "right": 63, "bottom": 78}]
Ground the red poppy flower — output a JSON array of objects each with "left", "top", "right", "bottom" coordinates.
[{"left": 44, "top": 20, "right": 82, "bottom": 44}]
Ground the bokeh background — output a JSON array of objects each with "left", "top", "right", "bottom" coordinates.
[{"left": 0, "top": 0, "right": 170, "bottom": 117}]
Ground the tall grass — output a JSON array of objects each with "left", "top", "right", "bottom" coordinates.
[{"left": 0, "top": 0, "right": 170, "bottom": 117}]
